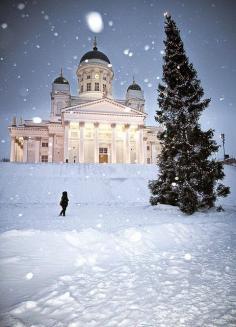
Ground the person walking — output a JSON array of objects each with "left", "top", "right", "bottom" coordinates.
[{"left": 59, "top": 191, "right": 69, "bottom": 216}]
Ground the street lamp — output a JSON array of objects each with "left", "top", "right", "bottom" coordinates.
[{"left": 220, "top": 133, "right": 225, "bottom": 159}]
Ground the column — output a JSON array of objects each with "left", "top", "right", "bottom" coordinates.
[
  {"left": 111, "top": 123, "right": 116, "bottom": 163},
  {"left": 10, "top": 137, "right": 16, "bottom": 162},
  {"left": 94, "top": 122, "right": 99, "bottom": 163},
  {"left": 124, "top": 124, "right": 131, "bottom": 163},
  {"left": 48, "top": 134, "right": 54, "bottom": 163},
  {"left": 139, "top": 125, "right": 144, "bottom": 164},
  {"left": 15, "top": 142, "right": 19, "bottom": 162},
  {"left": 64, "top": 122, "right": 69, "bottom": 163},
  {"left": 35, "top": 138, "right": 40, "bottom": 163},
  {"left": 79, "top": 122, "right": 85, "bottom": 163},
  {"left": 23, "top": 137, "right": 28, "bottom": 163},
  {"left": 143, "top": 137, "right": 148, "bottom": 164},
  {"left": 136, "top": 125, "right": 144, "bottom": 164}
]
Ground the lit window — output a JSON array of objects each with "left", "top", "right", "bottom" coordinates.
[
  {"left": 87, "top": 83, "right": 91, "bottom": 91},
  {"left": 95, "top": 83, "right": 99, "bottom": 91},
  {"left": 99, "top": 147, "right": 108, "bottom": 154},
  {"left": 41, "top": 155, "right": 48, "bottom": 162}
]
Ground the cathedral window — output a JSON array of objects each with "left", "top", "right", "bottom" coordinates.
[
  {"left": 42, "top": 142, "right": 48, "bottom": 147},
  {"left": 87, "top": 75, "right": 91, "bottom": 79},
  {"left": 95, "top": 82, "right": 99, "bottom": 91},
  {"left": 80, "top": 85, "right": 83, "bottom": 92},
  {"left": 103, "top": 76, "right": 107, "bottom": 81},
  {"left": 41, "top": 155, "right": 48, "bottom": 162},
  {"left": 87, "top": 83, "right": 91, "bottom": 91},
  {"left": 99, "top": 147, "right": 108, "bottom": 154},
  {"left": 103, "top": 84, "right": 106, "bottom": 92}
]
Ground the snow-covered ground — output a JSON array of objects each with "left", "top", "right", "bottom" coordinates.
[{"left": 0, "top": 163, "right": 235, "bottom": 327}]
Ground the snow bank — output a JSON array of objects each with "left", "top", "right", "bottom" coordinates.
[{"left": 0, "top": 163, "right": 156, "bottom": 205}]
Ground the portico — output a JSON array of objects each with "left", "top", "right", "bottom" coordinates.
[{"left": 64, "top": 120, "right": 145, "bottom": 164}]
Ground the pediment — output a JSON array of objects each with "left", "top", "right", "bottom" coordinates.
[{"left": 62, "top": 98, "right": 146, "bottom": 117}]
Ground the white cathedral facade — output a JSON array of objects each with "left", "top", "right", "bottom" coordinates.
[{"left": 9, "top": 39, "right": 162, "bottom": 164}]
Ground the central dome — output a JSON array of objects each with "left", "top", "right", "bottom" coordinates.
[{"left": 80, "top": 37, "right": 110, "bottom": 64}]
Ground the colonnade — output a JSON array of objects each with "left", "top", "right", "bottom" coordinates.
[{"left": 64, "top": 122, "right": 145, "bottom": 164}]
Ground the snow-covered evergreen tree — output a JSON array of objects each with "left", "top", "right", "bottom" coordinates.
[{"left": 149, "top": 14, "right": 230, "bottom": 214}]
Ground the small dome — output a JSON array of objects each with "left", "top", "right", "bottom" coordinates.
[
  {"left": 127, "top": 80, "right": 141, "bottom": 91},
  {"left": 80, "top": 37, "right": 110, "bottom": 64},
  {"left": 53, "top": 76, "right": 69, "bottom": 85},
  {"left": 53, "top": 69, "right": 69, "bottom": 84}
]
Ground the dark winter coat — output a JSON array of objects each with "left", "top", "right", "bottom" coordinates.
[{"left": 60, "top": 191, "right": 69, "bottom": 208}]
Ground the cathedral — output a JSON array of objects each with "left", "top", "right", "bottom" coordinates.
[{"left": 9, "top": 39, "right": 162, "bottom": 164}]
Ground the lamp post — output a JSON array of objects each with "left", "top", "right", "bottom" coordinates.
[{"left": 220, "top": 133, "right": 225, "bottom": 160}]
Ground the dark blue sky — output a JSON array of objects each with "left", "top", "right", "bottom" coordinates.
[{"left": 0, "top": 0, "right": 235, "bottom": 159}]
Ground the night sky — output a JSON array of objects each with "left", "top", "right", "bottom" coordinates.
[{"left": 0, "top": 0, "right": 235, "bottom": 159}]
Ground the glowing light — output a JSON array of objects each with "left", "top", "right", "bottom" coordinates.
[
  {"left": 86, "top": 12, "right": 104, "bottom": 33},
  {"left": 33, "top": 117, "right": 42, "bottom": 123}
]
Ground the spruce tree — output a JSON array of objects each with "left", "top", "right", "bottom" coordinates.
[{"left": 149, "top": 14, "right": 230, "bottom": 214}]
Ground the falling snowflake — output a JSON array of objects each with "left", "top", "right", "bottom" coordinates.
[
  {"left": 147, "top": 83, "right": 152, "bottom": 87},
  {"left": 144, "top": 78, "right": 149, "bottom": 83},
  {"left": 36, "top": 44, "right": 40, "bottom": 49},
  {"left": 54, "top": 32, "right": 59, "bottom": 37},
  {"left": 160, "top": 50, "right": 165, "bottom": 55},
  {"left": 25, "top": 272, "right": 34, "bottom": 280},
  {"left": 123, "top": 49, "right": 129, "bottom": 55},
  {"left": 108, "top": 20, "right": 113, "bottom": 26},
  {"left": 1, "top": 23, "right": 8, "bottom": 29},
  {"left": 184, "top": 253, "right": 192, "bottom": 261},
  {"left": 44, "top": 15, "right": 49, "bottom": 20},
  {"left": 86, "top": 11, "right": 104, "bottom": 33},
  {"left": 128, "top": 52, "right": 133, "bottom": 57},
  {"left": 144, "top": 45, "right": 150, "bottom": 51},
  {"left": 17, "top": 3, "right": 26, "bottom": 10}
]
